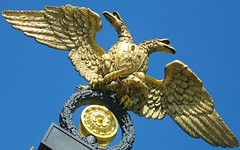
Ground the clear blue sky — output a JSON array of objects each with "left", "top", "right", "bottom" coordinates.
[{"left": 0, "top": 0, "right": 240, "bottom": 150}]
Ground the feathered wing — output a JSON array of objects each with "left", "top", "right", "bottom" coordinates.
[
  {"left": 136, "top": 60, "right": 238, "bottom": 148},
  {"left": 2, "top": 5, "right": 106, "bottom": 82}
]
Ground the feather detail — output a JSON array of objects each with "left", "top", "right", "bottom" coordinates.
[
  {"left": 2, "top": 5, "right": 106, "bottom": 83},
  {"left": 135, "top": 60, "right": 238, "bottom": 148}
]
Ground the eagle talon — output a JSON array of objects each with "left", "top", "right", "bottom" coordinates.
[
  {"left": 75, "top": 85, "right": 90, "bottom": 92},
  {"left": 119, "top": 94, "right": 132, "bottom": 110},
  {"left": 124, "top": 73, "right": 148, "bottom": 99},
  {"left": 89, "top": 78, "right": 104, "bottom": 89}
]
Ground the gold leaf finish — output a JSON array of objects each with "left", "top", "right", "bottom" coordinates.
[
  {"left": 126, "top": 60, "right": 238, "bottom": 148},
  {"left": 2, "top": 5, "right": 105, "bottom": 84},
  {"left": 79, "top": 105, "right": 118, "bottom": 146},
  {"left": 2, "top": 5, "right": 238, "bottom": 148}
]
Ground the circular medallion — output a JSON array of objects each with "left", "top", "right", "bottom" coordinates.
[
  {"left": 79, "top": 105, "right": 118, "bottom": 146},
  {"left": 60, "top": 90, "right": 135, "bottom": 150}
]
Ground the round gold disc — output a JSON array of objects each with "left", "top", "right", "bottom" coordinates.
[{"left": 79, "top": 105, "right": 118, "bottom": 146}]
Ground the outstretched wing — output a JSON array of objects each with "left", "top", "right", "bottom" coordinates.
[
  {"left": 136, "top": 60, "right": 238, "bottom": 148},
  {"left": 2, "top": 5, "right": 106, "bottom": 82}
]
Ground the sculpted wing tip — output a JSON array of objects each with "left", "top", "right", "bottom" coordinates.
[
  {"left": 134, "top": 60, "right": 238, "bottom": 148},
  {"left": 2, "top": 5, "right": 106, "bottom": 84}
]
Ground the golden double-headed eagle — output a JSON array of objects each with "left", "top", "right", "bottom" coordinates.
[{"left": 2, "top": 4, "right": 238, "bottom": 148}]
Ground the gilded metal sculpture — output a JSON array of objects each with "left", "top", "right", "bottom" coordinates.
[{"left": 2, "top": 4, "right": 239, "bottom": 148}]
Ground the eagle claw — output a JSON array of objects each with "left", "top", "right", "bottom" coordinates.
[{"left": 75, "top": 85, "right": 90, "bottom": 92}]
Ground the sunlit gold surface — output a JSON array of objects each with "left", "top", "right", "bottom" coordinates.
[
  {"left": 79, "top": 105, "right": 118, "bottom": 146},
  {"left": 2, "top": 5, "right": 239, "bottom": 148}
]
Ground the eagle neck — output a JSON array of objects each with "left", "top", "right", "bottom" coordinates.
[{"left": 118, "top": 25, "right": 133, "bottom": 43}]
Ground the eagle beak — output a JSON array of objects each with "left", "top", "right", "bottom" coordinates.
[
  {"left": 155, "top": 39, "right": 176, "bottom": 54},
  {"left": 103, "top": 11, "right": 125, "bottom": 32},
  {"left": 163, "top": 44, "right": 176, "bottom": 54},
  {"left": 103, "top": 11, "right": 115, "bottom": 23}
]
